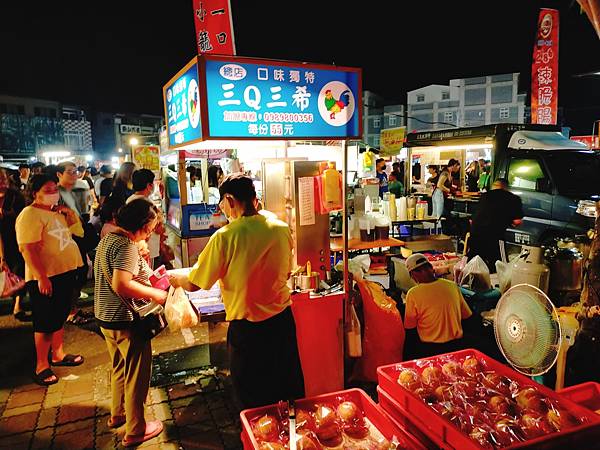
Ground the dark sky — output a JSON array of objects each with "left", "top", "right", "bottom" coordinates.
[{"left": 1, "top": 0, "right": 600, "bottom": 134}]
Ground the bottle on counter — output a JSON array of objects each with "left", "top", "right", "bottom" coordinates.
[
  {"left": 354, "top": 188, "right": 365, "bottom": 215},
  {"left": 323, "top": 161, "right": 342, "bottom": 208}
]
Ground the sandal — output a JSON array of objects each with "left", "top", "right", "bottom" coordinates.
[
  {"left": 107, "top": 415, "right": 126, "bottom": 428},
  {"left": 50, "top": 354, "right": 84, "bottom": 367},
  {"left": 33, "top": 368, "right": 58, "bottom": 386},
  {"left": 122, "top": 420, "right": 163, "bottom": 447},
  {"left": 14, "top": 311, "right": 33, "bottom": 322}
]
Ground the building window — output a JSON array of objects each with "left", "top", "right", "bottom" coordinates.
[
  {"left": 417, "top": 94, "right": 425, "bottom": 102},
  {"left": 64, "top": 131, "right": 84, "bottom": 149},
  {"left": 373, "top": 118, "right": 381, "bottom": 128},
  {"left": 374, "top": 136, "right": 380, "bottom": 146},
  {"left": 442, "top": 91, "right": 450, "bottom": 100},
  {"left": 500, "top": 107, "right": 510, "bottom": 119},
  {"left": 389, "top": 115, "right": 397, "bottom": 126},
  {"left": 444, "top": 112, "right": 454, "bottom": 122}
]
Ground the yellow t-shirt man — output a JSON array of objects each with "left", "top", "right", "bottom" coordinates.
[
  {"left": 404, "top": 278, "right": 472, "bottom": 343},
  {"left": 188, "top": 214, "right": 293, "bottom": 322},
  {"left": 16, "top": 206, "right": 84, "bottom": 281}
]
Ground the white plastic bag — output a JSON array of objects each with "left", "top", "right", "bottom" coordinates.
[
  {"left": 165, "top": 286, "right": 199, "bottom": 331},
  {"left": 458, "top": 255, "right": 491, "bottom": 292},
  {"left": 495, "top": 260, "right": 512, "bottom": 294}
]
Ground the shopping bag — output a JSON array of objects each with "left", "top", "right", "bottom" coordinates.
[
  {"left": 0, "top": 267, "right": 25, "bottom": 298},
  {"left": 164, "top": 286, "right": 199, "bottom": 331},
  {"left": 458, "top": 255, "right": 492, "bottom": 292}
]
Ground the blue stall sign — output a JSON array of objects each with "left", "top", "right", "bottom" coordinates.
[
  {"left": 163, "top": 59, "right": 203, "bottom": 148},
  {"left": 203, "top": 57, "right": 361, "bottom": 139}
]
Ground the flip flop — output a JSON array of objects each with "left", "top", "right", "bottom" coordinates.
[
  {"left": 33, "top": 368, "right": 58, "bottom": 386},
  {"left": 122, "top": 420, "right": 163, "bottom": 447},
  {"left": 50, "top": 354, "right": 84, "bottom": 367}
]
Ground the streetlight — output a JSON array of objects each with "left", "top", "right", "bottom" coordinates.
[{"left": 129, "top": 137, "right": 139, "bottom": 146}]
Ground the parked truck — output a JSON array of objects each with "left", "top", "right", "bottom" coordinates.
[{"left": 404, "top": 123, "right": 599, "bottom": 248}]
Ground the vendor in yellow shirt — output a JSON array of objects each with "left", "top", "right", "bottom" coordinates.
[
  {"left": 169, "top": 173, "right": 304, "bottom": 409},
  {"left": 403, "top": 253, "right": 472, "bottom": 359}
]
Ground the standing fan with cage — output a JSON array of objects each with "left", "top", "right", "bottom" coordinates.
[{"left": 494, "top": 284, "right": 580, "bottom": 390}]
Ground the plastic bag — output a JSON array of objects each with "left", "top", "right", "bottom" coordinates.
[
  {"left": 453, "top": 256, "right": 468, "bottom": 283},
  {"left": 495, "top": 260, "right": 512, "bottom": 294},
  {"left": 0, "top": 267, "right": 25, "bottom": 297},
  {"left": 164, "top": 286, "right": 199, "bottom": 331},
  {"left": 458, "top": 255, "right": 491, "bottom": 292},
  {"left": 353, "top": 279, "right": 405, "bottom": 382}
]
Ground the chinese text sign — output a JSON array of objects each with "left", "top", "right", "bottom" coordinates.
[
  {"left": 531, "top": 9, "right": 559, "bottom": 125},
  {"left": 193, "top": 0, "right": 236, "bottom": 56}
]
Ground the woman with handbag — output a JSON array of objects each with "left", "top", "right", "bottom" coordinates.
[
  {"left": 16, "top": 174, "right": 85, "bottom": 386},
  {"left": 93, "top": 198, "right": 167, "bottom": 448}
]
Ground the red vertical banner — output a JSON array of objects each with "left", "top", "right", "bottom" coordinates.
[
  {"left": 531, "top": 9, "right": 559, "bottom": 125},
  {"left": 193, "top": 0, "right": 236, "bottom": 56}
]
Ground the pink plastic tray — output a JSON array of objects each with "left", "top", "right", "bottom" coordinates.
[
  {"left": 377, "top": 348, "right": 600, "bottom": 449},
  {"left": 560, "top": 382, "right": 600, "bottom": 414}
]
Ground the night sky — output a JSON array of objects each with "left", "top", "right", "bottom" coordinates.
[{"left": 1, "top": 0, "right": 599, "bottom": 134}]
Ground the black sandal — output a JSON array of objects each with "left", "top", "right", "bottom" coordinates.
[
  {"left": 33, "top": 368, "right": 58, "bottom": 386},
  {"left": 50, "top": 354, "right": 84, "bottom": 367}
]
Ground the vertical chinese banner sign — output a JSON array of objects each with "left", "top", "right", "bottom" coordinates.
[
  {"left": 531, "top": 9, "right": 559, "bottom": 125},
  {"left": 193, "top": 0, "right": 236, "bottom": 55}
]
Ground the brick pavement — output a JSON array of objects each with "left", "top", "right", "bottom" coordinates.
[{"left": 0, "top": 306, "right": 242, "bottom": 450}]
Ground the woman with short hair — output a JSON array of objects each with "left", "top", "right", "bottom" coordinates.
[{"left": 94, "top": 198, "right": 167, "bottom": 447}]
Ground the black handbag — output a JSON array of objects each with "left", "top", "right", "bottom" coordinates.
[{"left": 101, "top": 257, "right": 167, "bottom": 341}]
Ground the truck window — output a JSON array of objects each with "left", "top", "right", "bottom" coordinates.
[
  {"left": 544, "top": 152, "right": 600, "bottom": 195},
  {"left": 507, "top": 158, "right": 545, "bottom": 190}
]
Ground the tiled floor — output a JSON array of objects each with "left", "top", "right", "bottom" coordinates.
[{"left": 0, "top": 303, "right": 242, "bottom": 449}]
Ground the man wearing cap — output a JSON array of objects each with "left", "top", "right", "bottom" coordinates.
[
  {"left": 169, "top": 173, "right": 304, "bottom": 409},
  {"left": 404, "top": 253, "right": 472, "bottom": 359}
]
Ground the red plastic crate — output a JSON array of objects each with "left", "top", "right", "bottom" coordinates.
[
  {"left": 377, "top": 348, "right": 600, "bottom": 449},
  {"left": 377, "top": 386, "right": 439, "bottom": 450},
  {"left": 560, "top": 382, "right": 600, "bottom": 414},
  {"left": 240, "top": 388, "right": 427, "bottom": 449}
]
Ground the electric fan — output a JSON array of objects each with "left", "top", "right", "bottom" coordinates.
[{"left": 494, "top": 284, "right": 580, "bottom": 390}]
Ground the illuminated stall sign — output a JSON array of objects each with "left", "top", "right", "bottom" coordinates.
[
  {"left": 163, "top": 60, "right": 203, "bottom": 148},
  {"left": 203, "top": 56, "right": 362, "bottom": 139}
]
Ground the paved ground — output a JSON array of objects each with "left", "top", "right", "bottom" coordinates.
[{"left": 0, "top": 288, "right": 243, "bottom": 450}]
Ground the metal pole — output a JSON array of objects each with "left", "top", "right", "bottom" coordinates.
[{"left": 342, "top": 139, "right": 349, "bottom": 304}]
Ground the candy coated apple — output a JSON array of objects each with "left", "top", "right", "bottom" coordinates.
[
  {"left": 295, "top": 432, "right": 322, "bottom": 450},
  {"left": 337, "top": 401, "right": 360, "bottom": 422},
  {"left": 314, "top": 404, "right": 342, "bottom": 446},
  {"left": 469, "top": 427, "right": 493, "bottom": 449},
  {"left": 295, "top": 409, "right": 315, "bottom": 432},
  {"left": 336, "top": 401, "right": 368, "bottom": 439},
  {"left": 520, "top": 412, "right": 551, "bottom": 438},
  {"left": 413, "top": 387, "right": 437, "bottom": 404},
  {"left": 421, "top": 366, "right": 442, "bottom": 386},
  {"left": 441, "top": 361, "right": 463, "bottom": 379},
  {"left": 259, "top": 443, "right": 286, "bottom": 450},
  {"left": 397, "top": 369, "right": 418, "bottom": 389},
  {"left": 515, "top": 387, "right": 546, "bottom": 413},
  {"left": 493, "top": 418, "right": 520, "bottom": 447},
  {"left": 488, "top": 395, "right": 511, "bottom": 415},
  {"left": 434, "top": 384, "right": 452, "bottom": 402},
  {"left": 462, "top": 357, "right": 483, "bottom": 377},
  {"left": 255, "top": 415, "right": 280, "bottom": 442},
  {"left": 546, "top": 408, "right": 580, "bottom": 431}
]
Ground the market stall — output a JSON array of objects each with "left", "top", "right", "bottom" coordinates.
[{"left": 161, "top": 54, "right": 362, "bottom": 396}]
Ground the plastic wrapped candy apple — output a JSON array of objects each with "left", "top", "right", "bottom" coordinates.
[
  {"left": 421, "top": 366, "right": 443, "bottom": 387},
  {"left": 254, "top": 415, "right": 280, "bottom": 442},
  {"left": 462, "top": 357, "right": 483, "bottom": 377},
  {"left": 434, "top": 384, "right": 452, "bottom": 402},
  {"left": 336, "top": 401, "right": 369, "bottom": 439},
  {"left": 515, "top": 387, "right": 547, "bottom": 413},
  {"left": 469, "top": 426, "right": 494, "bottom": 449},
  {"left": 259, "top": 443, "right": 287, "bottom": 450},
  {"left": 451, "top": 379, "right": 479, "bottom": 400},
  {"left": 296, "top": 409, "right": 315, "bottom": 433},
  {"left": 520, "top": 412, "right": 553, "bottom": 439},
  {"left": 488, "top": 395, "right": 513, "bottom": 416},
  {"left": 441, "top": 361, "right": 464, "bottom": 380},
  {"left": 481, "top": 373, "right": 512, "bottom": 396},
  {"left": 491, "top": 418, "right": 523, "bottom": 447},
  {"left": 314, "top": 404, "right": 343, "bottom": 447},
  {"left": 294, "top": 431, "right": 323, "bottom": 450},
  {"left": 546, "top": 407, "right": 580, "bottom": 432},
  {"left": 397, "top": 369, "right": 419, "bottom": 391},
  {"left": 413, "top": 387, "right": 437, "bottom": 404}
]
